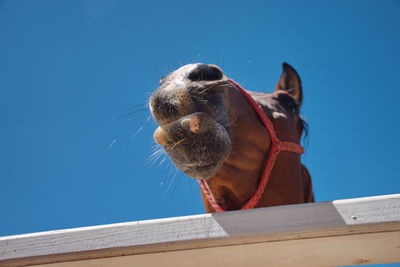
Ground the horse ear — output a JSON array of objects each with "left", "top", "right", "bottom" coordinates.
[{"left": 275, "top": 63, "right": 303, "bottom": 105}]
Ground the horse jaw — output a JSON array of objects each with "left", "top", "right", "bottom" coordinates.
[{"left": 200, "top": 86, "right": 272, "bottom": 211}]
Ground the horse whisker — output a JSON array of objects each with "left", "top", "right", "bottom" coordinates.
[{"left": 164, "top": 167, "right": 179, "bottom": 198}]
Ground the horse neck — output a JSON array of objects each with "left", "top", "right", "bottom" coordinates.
[{"left": 201, "top": 87, "right": 271, "bottom": 212}]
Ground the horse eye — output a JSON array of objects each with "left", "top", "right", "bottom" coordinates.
[
  {"left": 279, "top": 94, "right": 298, "bottom": 113},
  {"left": 287, "top": 101, "right": 298, "bottom": 113}
]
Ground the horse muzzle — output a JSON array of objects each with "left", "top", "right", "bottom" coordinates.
[{"left": 149, "top": 64, "right": 232, "bottom": 179}]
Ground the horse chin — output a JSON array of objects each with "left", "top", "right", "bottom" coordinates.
[
  {"left": 168, "top": 129, "right": 231, "bottom": 180},
  {"left": 159, "top": 113, "right": 231, "bottom": 180},
  {"left": 181, "top": 160, "right": 225, "bottom": 180}
]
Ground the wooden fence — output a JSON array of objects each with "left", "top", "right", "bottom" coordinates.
[{"left": 1, "top": 194, "right": 399, "bottom": 267}]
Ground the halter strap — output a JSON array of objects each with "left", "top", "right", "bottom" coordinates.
[{"left": 198, "top": 79, "right": 304, "bottom": 212}]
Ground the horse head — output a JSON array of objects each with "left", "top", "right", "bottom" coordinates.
[{"left": 150, "top": 63, "right": 314, "bottom": 212}]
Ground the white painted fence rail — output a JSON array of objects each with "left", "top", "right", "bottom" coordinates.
[{"left": 1, "top": 194, "right": 399, "bottom": 267}]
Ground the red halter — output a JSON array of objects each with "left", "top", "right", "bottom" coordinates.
[{"left": 198, "top": 79, "right": 304, "bottom": 212}]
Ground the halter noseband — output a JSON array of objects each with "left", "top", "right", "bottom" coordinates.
[{"left": 198, "top": 79, "right": 304, "bottom": 212}]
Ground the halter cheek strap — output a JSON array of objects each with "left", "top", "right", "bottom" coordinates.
[{"left": 198, "top": 79, "right": 304, "bottom": 212}]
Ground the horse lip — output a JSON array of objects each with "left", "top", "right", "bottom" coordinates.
[
  {"left": 185, "top": 162, "right": 216, "bottom": 168},
  {"left": 157, "top": 111, "right": 220, "bottom": 130}
]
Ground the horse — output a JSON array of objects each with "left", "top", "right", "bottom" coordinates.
[{"left": 149, "top": 63, "right": 314, "bottom": 213}]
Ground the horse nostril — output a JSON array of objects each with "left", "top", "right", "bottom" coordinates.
[{"left": 187, "top": 64, "right": 223, "bottom": 81}]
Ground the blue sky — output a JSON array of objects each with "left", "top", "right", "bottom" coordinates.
[{"left": 1, "top": 1, "right": 399, "bottom": 264}]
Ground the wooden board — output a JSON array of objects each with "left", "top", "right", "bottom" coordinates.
[{"left": 1, "top": 194, "right": 399, "bottom": 267}]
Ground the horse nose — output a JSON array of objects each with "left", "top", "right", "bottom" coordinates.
[{"left": 187, "top": 64, "right": 223, "bottom": 81}]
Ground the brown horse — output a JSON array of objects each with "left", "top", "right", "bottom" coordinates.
[{"left": 149, "top": 63, "right": 314, "bottom": 213}]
